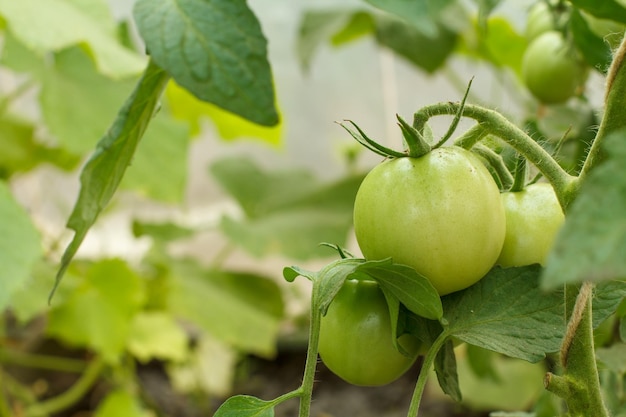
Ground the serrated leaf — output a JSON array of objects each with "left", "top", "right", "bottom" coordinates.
[
  {"left": 169, "top": 263, "right": 283, "bottom": 357},
  {"left": 47, "top": 259, "right": 145, "bottom": 363},
  {"left": 121, "top": 116, "right": 190, "bottom": 202},
  {"left": 165, "top": 82, "right": 282, "bottom": 144},
  {"left": 40, "top": 47, "right": 138, "bottom": 154},
  {"left": 443, "top": 265, "right": 564, "bottom": 362},
  {"left": 213, "top": 395, "right": 275, "bottom": 417},
  {"left": 0, "top": 182, "right": 42, "bottom": 310},
  {"left": 0, "top": 0, "right": 145, "bottom": 78},
  {"left": 127, "top": 312, "right": 188, "bottom": 363},
  {"left": 53, "top": 60, "right": 170, "bottom": 298},
  {"left": 375, "top": 16, "right": 458, "bottom": 73},
  {"left": 568, "top": 0, "right": 626, "bottom": 23},
  {"left": 570, "top": 9, "right": 613, "bottom": 72},
  {"left": 133, "top": 0, "right": 278, "bottom": 126},
  {"left": 542, "top": 130, "right": 626, "bottom": 287},
  {"left": 354, "top": 259, "right": 443, "bottom": 320},
  {"left": 435, "top": 339, "right": 462, "bottom": 402}
]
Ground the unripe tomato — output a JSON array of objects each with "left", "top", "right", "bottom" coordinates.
[
  {"left": 521, "top": 31, "right": 588, "bottom": 104},
  {"left": 497, "top": 183, "right": 565, "bottom": 267},
  {"left": 318, "top": 278, "right": 419, "bottom": 386},
  {"left": 353, "top": 147, "right": 506, "bottom": 295}
]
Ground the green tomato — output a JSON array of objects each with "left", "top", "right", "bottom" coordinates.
[
  {"left": 521, "top": 31, "right": 588, "bottom": 104},
  {"left": 525, "top": 1, "right": 555, "bottom": 41},
  {"left": 353, "top": 147, "right": 506, "bottom": 295},
  {"left": 318, "top": 278, "right": 419, "bottom": 386},
  {"left": 497, "top": 183, "right": 565, "bottom": 268}
]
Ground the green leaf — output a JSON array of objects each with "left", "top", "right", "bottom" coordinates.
[
  {"left": 472, "top": 0, "right": 502, "bottom": 27},
  {"left": 127, "top": 312, "right": 189, "bottom": 363},
  {"left": 0, "top": 31, "right": 44, "bottom": 75},
  {"left": 166, "top": 82, "right": 282, "bottom": 143},
  {"left": 466, "top": 344, "right": 501, "bottom": 382},
  {"left": 0, "top": 0, "right": 145, "bottom": 78},
  {"left": 330, "top": 12, "right": 376, "bottom": 46},
  {"left": 443, "top": 265, "right": 564, "bottom": 363},
  {"left": 52, "top": 60, "right": 170, "bottom": 299},
  {"left": 542, "top": 130, "right": 626, "bottom": 287},
  {"left": 121, "top": 116, "right": 190, "bottom": 202},
  {"left": 211, "top": 157, "right": 364, "bottom": 260},
  {"left": 315, "top": 258, "right": 364, "bottom": 314},
  {"left": 435, "top": 339, "right": 462, "bottom": 402},
  {"left": 40, "top": 47, "right": 138, "bottom": 154},
  {"left": 596, "top": 343, "right": 626, "bottom": 375},
  {"left": 568, "top": 0, "right": 626, "bottom": 23},
  {"left": 365, "top": 0, "right": 457, "bottom": 37},
  {"left": 47, "top": 259, "right": 145, "bottom": 363},
  {"left": 133, "top": 0, "right": 278, "bottom": 126},
  {"left": 570, "top": 9, "right": 613, "bottom": 73},
  {"left": 354, "top": 259, "right": 443, "bottom": 320},
  {"left": 94, "top": 390, "right": 148, "bottom": 417},
  {"left": 169, "top": 263, "right": 283, "bottom": 357},
  {"left": 132, "top": 220, "right": 194, "bottom": 242},
  {"left": 213, "top": 395, "right": 275, "bottom": 417},
  {"left": 0, "top": 182, "right": 42, "bottom": 310},
  {"left": 375, "top": 16, "right": 458, "bottom": 73}
]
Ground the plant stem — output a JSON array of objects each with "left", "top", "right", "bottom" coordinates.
[
  {"left": 0, "top": 349, "right": 87, "bottom": 373},
  {"left": 413, "top": 103, "right": 577, "bottom": 209},
  {"left": 25, "top": 356, "right": 105, "bottom": 417},
  {"left": 579, "top": 35, "right": 626, "bottom": 182},
  {"left": 471, "top": 144, "right": 514, "bottom": 191},
  {"left": 0, "top": 370, "right": 12, "bottom": 417},
  {"left": 298, "top": 297, "right": 322, "bottom": 417},
  {"left": 406, "top": 332, "right": 449, "bottom": 417}
]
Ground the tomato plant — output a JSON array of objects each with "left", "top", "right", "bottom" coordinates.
[
  {"left": 353, "top": 147, "right": 506, "bottom": 295},
  {"left": 525, "top": 1, "right": 556, "bottom": 41},
  {"left": 497, "top": 183, "right": 565, "bottom": 268},
  {"left": 522, "top": 31, "right": 589, "bottom": 104},
  {"left": 318, "top": 278, "right": 419, "bottom": 386}
]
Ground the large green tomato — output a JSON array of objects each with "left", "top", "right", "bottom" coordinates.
[
  {"left": 318, "top": 278, "right": 419, "bottom": 386},
  {"left": 521, "top": 31, "right": 588, "bottom": 104},
  {"left": 497, "top": 183, "right": 565, "bottom": 267},
  {"left": 353, "top": 147, "right": 506, "bottom": 295}
]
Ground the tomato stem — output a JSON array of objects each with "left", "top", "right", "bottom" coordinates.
[
  {"left": 406, "top": 331, "right": 449, "bottom": 417},
  {"left": 510, "top": 154, "right": 528, "bottom": 192},
  {"left": 297, "top": 285, "right": 323, "bottom": 417},
  {"left": 470, "top": 144, "right": 514, "bottom": 191},
  {"left": 413, "top": 103, "right": 577, "bottom": 210}
]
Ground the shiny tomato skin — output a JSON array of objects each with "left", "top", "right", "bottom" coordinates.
[
  {"left": 497, "top": 183, "right": 565, "bottom": 268},
  {"left": 353, "top": 147, "right": 506, "bottom": 295},
  {"left": 318, "top": 278, "right": 419, "bottom": 386}
]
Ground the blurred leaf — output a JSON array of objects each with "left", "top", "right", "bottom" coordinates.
[
  {"left": 331, "top": 12, "right": 376, "bottom": 46},
  {"left": 569, "top": 0, "right": 626, "bottom": 23},
  {"left": 211, "top": 157, "right": 364, "bottom": 259},
  {"left": 443, "top": 265, "right": 564, "bottom": 362},
  {"left": 0, "top": 0, "right": 145, "bottom": 78},
  {"left": 459, "top": 17, "right": 526, "bottom": 75},
  {"left": 47, "top": 259, "right": 145, "bottom": 363},
  {"left": 127, "top": 312, "right": 188, "bottom": 362},
  {"left": 297, "top": 10, "right": 357, "bottom": 71},
  {"left": 166, "top": 82, "right": 282, "bottom": 144},
  {"left": 132, "top": 220, "right": 194, "bottom": 241},
  {"left": 365, "top": 0, "right": 456, "bottom": 37},
  {"left": 597, "top": 343, "right": 626, "bottom": 375},
  {"left": 570, "top": 9, "right": 613, "bottom": 73},
  {"left": 472, "top": 0, "right": 502, "bottom": 27},
  {"left": 0, "top": 31, "right": 43, "bottom": 75},
  {"left": 94, "top": 390, "right": 148, "bottom": 417},
  {"left": 354, "top": 259, "right": 443, "bottom": 320},
  {"left": 0, "top": 182, "right": 42, "bottom": 310},
  {"left": 466, "top": 344, "right": 501, "bottom": 382},
  {"left": 121, "top": 116, "right": 189, "bottom": 202},
  {"left": 435, "top": 340, "right": 462, "bottom": 401},
  {"left": 40, "top": 48, "right": 137, "bottom": 154},
  {"left": 169, "top": 262, "right": 283, "bottom": 357},
  {"left": 375, "top": 16, "right": 458, "bottom": 73},
  {"left": 213, "top": 395, "right": 275, "bottom": 417},
  {"left": 543, "top": 130, "right": 626, "bottom": 287},
  {"left": 134, "top": 0, "right": 278, "bottom": 126},
  {"left": 53, "top": 60, "right": 170, "bottom": 298}
]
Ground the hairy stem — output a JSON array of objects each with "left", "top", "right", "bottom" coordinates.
[
  {"left": 413, "top": 103, "right": 577, "bottom": 209},
  {"left": 298, "top": 297, "right": 322, "bottom": 417}
]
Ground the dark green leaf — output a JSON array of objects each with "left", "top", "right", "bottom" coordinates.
[
  {"left": 542, "top": 130, "right": 626, "bottom": 287},
  {"left": 375, "top": 16, "right": 458, "bottom": 73},
  {"left": 316, "top": 259, "right": 364, "bottom": 314},
  {"left": 52, "top": 60, "right": 170, "bottom": 299},
  {"left": 435, "top": 339, "right": 462, "bottom": 402},
  {"left": 283, "top": 266, "right": 315, "bottom": 283},
  {"left": 0, "top": 182, "right": 43, "bottom": 310},
  {"left": 570, "top": 9, "right": 612, "bottom": 73},
  {"left": 365, "top": 0, "right": 457, "bottom": 37},
  {"left": 133, "top": 0, "right": 278, "bottom": 126},
  {"left": 568, "top": 0, "right": 626, "bottom": 23},
  {"left": 213, "top": 395, "right": 275, "bottom": 417},
  {"left": 355, "top": 259, "right": 443, "bottom": 320},
  {"left": 443, "top": 265, "right": 564, "bottom": 362}
]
